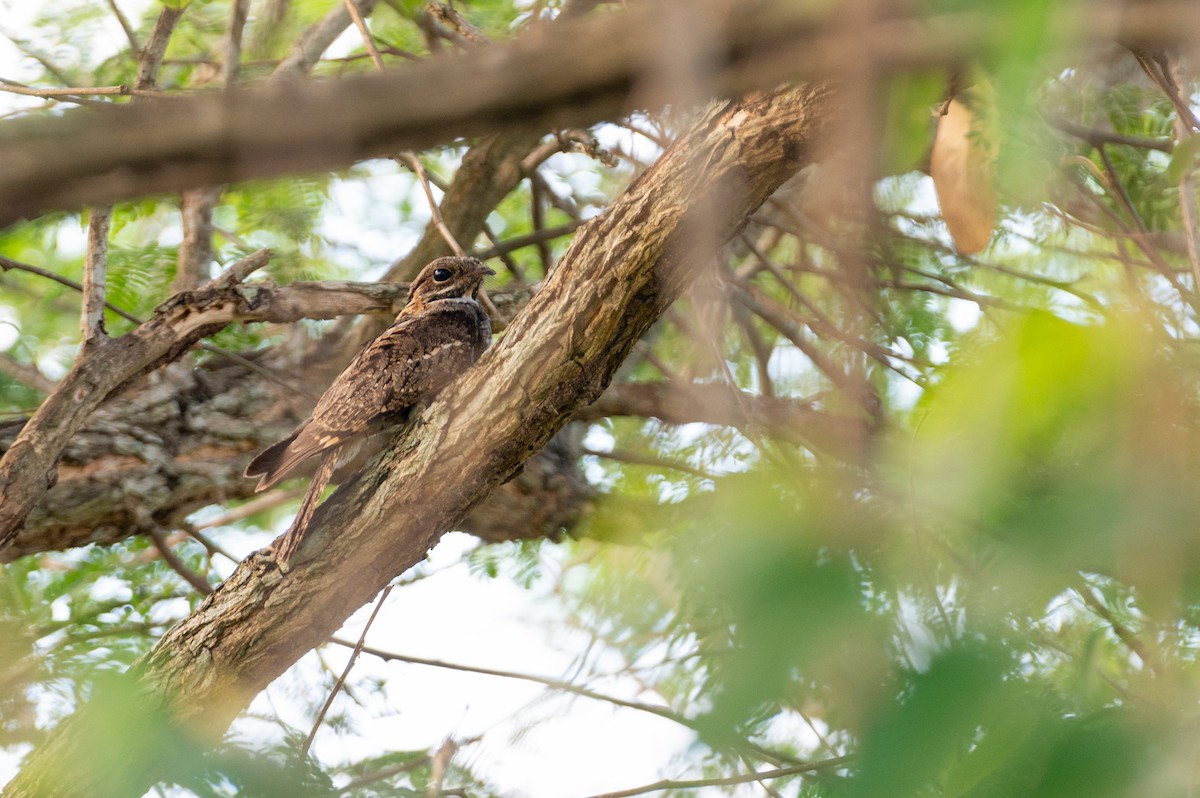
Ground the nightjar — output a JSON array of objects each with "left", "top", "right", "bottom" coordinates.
[{"left": 245, "top": 255, "right": 495, "bottom": 563}]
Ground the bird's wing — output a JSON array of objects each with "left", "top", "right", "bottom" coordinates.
[{"left": 255, "top": 304, "right": 488, "bottom": 489}]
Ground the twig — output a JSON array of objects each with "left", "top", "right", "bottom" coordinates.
[
  {"left": 195, "top": 488, "right": 306, "bottom": 531},
  {"left": 1043, "top": 113, "right": 1172, "bottom": 152},
  {"left": 0, "top": 254, "right": 141, "bottom": 324},
  {"left": 581, "top": 758, "right": 852, "bottom": 798},
  {"left": 338, "top": 756, "right": 431, "bottom": 793},
  {"left": 344, "top": 5, "right": 468, "bottom": 272},
  {"left": 583, "top": 446, "right": 714, "bottom": 479},
  {"left": 428, "top": 737, "right": 457, "bottom": 798},
  {"left": 180, "top": 524, "right": 241, "bottom": 564},
  {"left": 329, "top": 638, "right": 801, "bottom": 766},
  {"left": 271, "top": 0, "right": 380, "bottom": 81},
  {"left": 1075, "top": 581, "right": 1158, "bottom": 675},
  {"left": 0, "top": 352, "right": 57, "bottom": 394},
  {"left": 471, "top": 222, "right": 584, "bottom": 261},
  {"left": 105, "top": 0, "right": 140, "bottom": 54},
  {"left": 341, "top": 0, "right": 386, "bottom": 70},
  {"left": 145, "top": 525, "right": 214, "bottom": 595},
  {"left": 400, "top": 153, "right": 466, "bottom": 257},
  {"left": 301, "top": 583, "right": 395, "bottom": 760},
  {"left": 81, "top": 207, "right": 112, "bottom": 349},
  {"left": 0, "top": 82, "right": 130, "bottom": 97},
  {"left": 0, "top": 32, "right": 72, "bottom": 84}
]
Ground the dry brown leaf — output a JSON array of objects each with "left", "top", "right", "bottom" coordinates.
[{"left": 931, "top": 97, "right": 998, "bottom": 254}]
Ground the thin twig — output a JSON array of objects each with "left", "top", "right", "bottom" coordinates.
[
  {"left": 400, "top": 152, "right": 466, "bottom": 257},
  {"left": 341, "top": 0, "right": 386, "bottom": 70},
  {"left": 1075, "top": 581, "right": 1158, "bottom": 675},
  {"left": 0, "top": 82, "right": 129, "bottom": 97},
  {"left": 104, "top": 0, "right": 140, "bottom": 54},
  {"left": 195, "top": 488, "right": 306, "bottom": 531},
  {"left": 301, "top": 583, "right": 395, "bottom": 760},
  {"left": 180, "top": 524, "right": 241, "bottom": 564},
  {"left": 583, "top": 446, "right": 714, "bottom": 479},
  {"left": 0, "top": 352, "right": 57, "bottom": 394},
  {"left": 0, "top": 254, "right": 141, "bottom": 324},
  {"left": 338, "top": 756, "right": 432, "bottom": 793},
  {"left": 345, "top": 9, "right": 469, "bottom": 270},
  {"left": 145, "top": 526, "right": 214, "bottom": 595},
  {"left": 472, "top": 221, "right": 584, "bottom": 261},
  {"left": 1043, "top": 113, "right": 1172, "bottom": 152},
  {"left": 330, "top": 638, "right": 801, "bottom": 766}
]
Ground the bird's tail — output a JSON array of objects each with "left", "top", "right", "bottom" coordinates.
[
  {"left": 275, "top": 448, "right": 339, "bottom": 566},
  {"left": 244, "top": 427, "right": 304, "bottom": 492}
]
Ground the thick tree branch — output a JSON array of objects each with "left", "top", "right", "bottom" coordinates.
[
  {"left": 1, "top": 83, "right": 834, "bottom": 798},
  {"left": 0, "top": 0, "right": 1097, "bottom": 229}
]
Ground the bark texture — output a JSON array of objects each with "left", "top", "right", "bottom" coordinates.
[
  {"left": 0, "top": 84, "right": 834, "bottom": 798},
  {"left": 0, "top": 250, "right": 271, "bottom": 548},
  {"left": 0, "top": 279, "right": 586, "bottom": 561}
]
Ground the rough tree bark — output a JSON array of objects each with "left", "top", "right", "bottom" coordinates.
[{"left": 0, "top": 83, "right": 834, "bottom": 798}]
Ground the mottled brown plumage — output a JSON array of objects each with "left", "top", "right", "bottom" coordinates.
[{"left": 245, "top": 256, "right": 495, "bottom": 563}]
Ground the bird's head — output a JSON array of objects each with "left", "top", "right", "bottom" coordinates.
[{"left": 406, "top": 256, "right": 496, "bottom": 308}]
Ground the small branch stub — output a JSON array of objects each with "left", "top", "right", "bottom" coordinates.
[{"left": 81, "top": 206, "right": 112, "bottom": 349}]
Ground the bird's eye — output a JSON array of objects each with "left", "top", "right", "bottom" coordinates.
[{"left": 433, "top": 268, "right": 452, "bottom": 282}]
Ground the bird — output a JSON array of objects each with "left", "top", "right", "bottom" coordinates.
[{"left": 245, "top": 255, "right": 496, "bottom": 564}]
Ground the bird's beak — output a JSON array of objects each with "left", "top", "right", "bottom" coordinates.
[{"left": 479, "top": 265, "right": 497, "bottom": 276}]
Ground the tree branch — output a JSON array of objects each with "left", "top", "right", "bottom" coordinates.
[
  {"left": 270, "top": 0, "right": 380, "bottom": 82},
  {"left": 1, "top": 84, "right": 833, "bottom": 798},
  {"left": 0, "top": 250, "right": 271, "bottom": 548},
  {"left": 134, "top": 5, "right": 186, "bottom": 91},
  {"left": 80, "top": 207, "right": 111, "bottom": 350},
  {"left": 10, "top": 0, "right": 1179, "bottom": 227}
]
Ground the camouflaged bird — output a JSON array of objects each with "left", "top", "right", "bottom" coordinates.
[{"left": 245, "top": 255, "right": 495, "bottom": 564}]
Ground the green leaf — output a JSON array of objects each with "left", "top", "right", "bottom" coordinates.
[{"left": 1167, "top": 134, "right": 1200, "bottom": 184}]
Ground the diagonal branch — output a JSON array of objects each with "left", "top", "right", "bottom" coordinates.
[
  {"left": 271, "top": 0, "right": 380, "bottom": 81},
  {"left": 134, "top": 5, "right": 186, "bottom": 91},
  {"left": 1, "top": 84, "right": 834, "bottom": 798}
]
